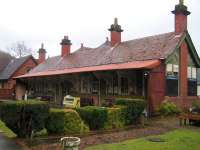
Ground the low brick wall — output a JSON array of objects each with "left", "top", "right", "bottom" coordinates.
[
  {"left": 0, "top": 88, "right": 14, "bottom": 100},
  {"left": 165, "top": 96, "right": 199, "bottom": 110}
]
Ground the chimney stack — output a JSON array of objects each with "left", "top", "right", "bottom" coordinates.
[
  {"left": 108, "top": 18, "right": 123, "bottom": 46},
  {"left": 172, "top": 0, "right": 190, "bottom": 34},
  {"left": 38, "top": 43, "right": 46, "bottom": 64},
  {"left": 60, "top": 36, "right": 72, "bottom": 57}
]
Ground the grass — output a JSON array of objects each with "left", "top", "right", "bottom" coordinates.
[
  {"left": 0, "top": 120, "right": 16, "bottom": 138},
  {"left": 85, "top": 129, "right": 200, "bottom": 150}
]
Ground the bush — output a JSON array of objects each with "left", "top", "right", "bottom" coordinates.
[
  {"left": 76, "top": 106, "right": 108, "bottom": 130},
  {"left": 115, "top": 99, "right": 145, "bottom": 125},
  {"left": 104, "top": 107, "right": 125, "bottom": 130},
  {"left": 46, "top": 109, "right": 89, "bottom": 134},
  {"left": 159, "top": 100, "right": 180, "bottom": 116},
  {"left": 0, "top": 100, "right": 49, "bottom": 138},
  {"left": 191, "top": 100, "right": 200, "bottom": 114}
]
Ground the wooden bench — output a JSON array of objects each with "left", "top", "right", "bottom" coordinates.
[{"left": 179, "top": 113, "right": 200, "bottom": 126}]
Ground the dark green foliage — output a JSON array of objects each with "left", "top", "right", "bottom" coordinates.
[
  {"left": 0, "top": 100, "right": 49, "bottom": 138},
  {"left": 115, "top": 99, "right": 145, "bottom": 125},
  {"left": 76, "top": 106, "right": 108, "bottom": 130},
  {"left": 191, "top": 100, "right": 200, "bottom": 114},
  {"left": 46, "top": 109, "right": 89, "bottom": 134},
  {"left": 159, "top": 101, "right": 180, "bottom": 116}
]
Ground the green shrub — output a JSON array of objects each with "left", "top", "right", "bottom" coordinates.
[
  {"left": 104, "top": 107, "right": 125, "bottom": 130},
  {"left": 46, "top": 109, "right": 89, "bottom": 134},
  {"left": 33, "top": 128, "right": 48, "bottom": 137},
  {"left": 159, "top": 100, "right": 180, "bottom": 116},
  {"left": 0, "top": 100, "right": 49, "bottom": 138},
  {"left": 115, "top": 99, "right": 145, "bottom": 125},
  {"left": 76, "top": 106, "right": 108, "bottom": 130},
  {"left": 192, "top": 100, "right": 200, "bottom": 114}
]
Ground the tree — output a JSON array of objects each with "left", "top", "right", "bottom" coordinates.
[{"left": 7, "top": 41, "right": 36, "bottom": 58}]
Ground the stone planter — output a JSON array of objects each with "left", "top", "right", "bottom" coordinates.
[{"left": 61, "top": 137, "right": 80, "bottom": 150}]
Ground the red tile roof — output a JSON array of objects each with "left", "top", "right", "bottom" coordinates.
[
  {"left": 17, "top": 60, "right": 160, "bottom": 78},
  {"left": 17, "top": 32, "right": 183, "bottom": 78}
]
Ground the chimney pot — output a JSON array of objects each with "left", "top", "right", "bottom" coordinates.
[
  {"left": 60, "top": 35, "right": 72, "bottom": 57},
  {"left": 38, "top": 43, "right": 46, "bottom": 64},
  {"left": 81, "top": 43, "right": 84, "bottom": 49},
  {"left": 108, "top": 18, "right": 123, "bottom": 46},
  {"left": 172, "top": 1, "right": 190, "bottom": 34},
  {"left": 64, "top": 36, "right": 68, "bottom": 39}
]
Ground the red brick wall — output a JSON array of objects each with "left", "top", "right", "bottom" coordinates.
[
  {"left": 165, "top": 96, "right": 198, "bottom": 110},
  {"left": 179, "top": 41, "right": 188, "bottom": 97},
  {"left": 1, "top": 57, "right": 37, "bottom": 99},
  {"left": 147, "top": 62, "right": 166, "bottom": 114},
  {"left": 175, "top": 13, "right": 187, "bottom": 33},
  {"left": 3, "top": 80, "right": 16, "bottom": 89},
  {"left": 61, "top": 45, "right": 71, "bottom": 57},
  {"left": 12, "top": 58, "right": 37, "bottom": 78},
  {"left": 111, "top": 31, "right": 121, "bottom": 46}
]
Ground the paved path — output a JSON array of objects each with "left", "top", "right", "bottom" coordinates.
[{"left": 0, "top": 134, "right": 22, "bottom": 150}]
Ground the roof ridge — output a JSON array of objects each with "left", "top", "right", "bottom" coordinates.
[{"left": 122, "top": 32, "right": 176, "bottom": 44}]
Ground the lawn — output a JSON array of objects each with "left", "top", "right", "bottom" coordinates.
[
  {"left": 85, "top": 129, "right": 200, "bottom": 150},
  {"left": 0, "top": 120, "right": 16, "bottom": 138}
]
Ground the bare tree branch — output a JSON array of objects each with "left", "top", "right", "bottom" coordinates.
[{"left": 6, "top": 41, "right": 36, "bottom": 58}]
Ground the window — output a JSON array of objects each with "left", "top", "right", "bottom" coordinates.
[
  {"left": 121, "top": 77, "right": 128, "bottom": 95},
  {"left": 107, "top": 80, "right": 113, "bottom": 95},
  {"left": 92, "top": 81, "right": 99, "bottom": 94},
  {"left": 188, "top": 67, "right": 197, "bottom": 79},
  {"left": 0, "top": 82, "right": 3, "bottom": 89},
  {"left": 166, "top": 64, "right": 179, "bottom": 77},
  {"left": 113, "top": 75, "right": 118, "bottom": 95},
  {"left": 187, "top": 67, "right": 192, "bottom": 79},
  {"left": 81, "top": 77, "right": 89, "bottom": 93},
  {"left": 188, "top": 67, "right": 197, "bottom": 96},
  {"left": 166, "top": 63, "right": 179, "bottom": 96},
  {"left": 166, "top": 64, "right": 173, "bottom": 72},
  {"left": 192, "top": 67, "right": 197, "bottom": 79}
]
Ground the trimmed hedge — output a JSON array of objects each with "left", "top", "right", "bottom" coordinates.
[
  {"left": 77, "top": 99, "right": 145, "bottom": 130},
  {"left": 104, "top": 107, "right": 125, "bottom": 130},
  {"left": 76, "top": 106, "right": 108, "bottom": 130},
  {"left": 115, "top": 99, "right": 145, "bottom": 125},
  {"left": 0, "top": 100, "right": 49, "bottom": 138},
  {"left": 46, "top": 108, "right": 89, "bottom": 134}
]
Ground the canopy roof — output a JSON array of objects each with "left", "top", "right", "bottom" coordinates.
[{"left": 17, "top": 60, "right": 160, "bottom": 78}]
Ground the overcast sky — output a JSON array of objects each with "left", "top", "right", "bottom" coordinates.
[{"left": 0, "top": 0, "right": 199, "bottom": 58}]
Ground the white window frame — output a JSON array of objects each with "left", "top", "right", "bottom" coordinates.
[
  {"left": 187, "top": 67, "right": 192, "bottom": 79},
  {"left": 192, "top": 67, "right": 197, "bottom": 79}
]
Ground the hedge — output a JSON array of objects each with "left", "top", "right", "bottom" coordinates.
[
  {"left": 103, "top": 107, "right": 125, "bottom": 130},
  {"left": 115, "top": 99, "right": 145, "bottom": 125},
  {"left": 76, "top": 106, "right": 108, "bottom": 130},
  {"left": 0, "top": 100, "right": 49, "bottom": 138},
  {"left": 46, "top": 108, "right": 89, "bottom": 134}
]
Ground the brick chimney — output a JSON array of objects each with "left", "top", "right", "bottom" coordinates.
[
  {"left": 60, "top": 36, "right": 72, "bottom": 57},
  {"left": 38, "top": 43, "right": 46, "bottom": 64},
  {"left": 108, "top": 18, "right": 123, "bottom": 46},
  {"left": 172, "top": 0, "right": 190, "bottom": 34}
]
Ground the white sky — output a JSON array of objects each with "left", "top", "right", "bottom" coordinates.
[{"left": 0, "top": 0, "right": 199, "bottom": 58}]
